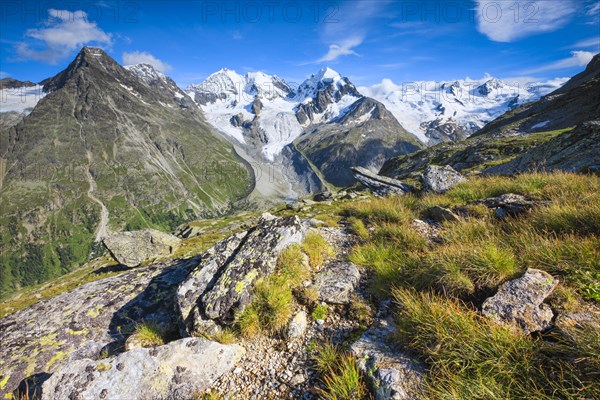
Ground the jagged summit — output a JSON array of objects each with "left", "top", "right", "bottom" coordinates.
[
  {"left": 41, "top": 47, "right": 122, "bottom": 93},
  {"left": 124, "top": 63, "right": 166, "bottom": 83}
]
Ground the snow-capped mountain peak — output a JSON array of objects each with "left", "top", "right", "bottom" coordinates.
[
  {"left": 360, "top": 76, "right": 568, "bottom": 144},
  {"left": 125, "top": 63, "right": 166, "bottom": 85},
  {"left": 294, "top": 67, "right": 347, "bottom": 101}
]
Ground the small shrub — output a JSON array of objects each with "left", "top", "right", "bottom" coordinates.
[
  {"left": 312, "top": 304, "right": 328, "bottom": 321},
  {"left": 131, "top": 322, "right": 165, "bottom": 347},
  {"left": 302, "top": 233, "right": 335, "bottom": 268}
]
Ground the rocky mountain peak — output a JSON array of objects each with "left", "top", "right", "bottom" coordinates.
[
  {"left": 41, "top": 46, "right": 123, "bottom": 93},
  {"left": 124, "top": 63, "right": 166, "bottom": 85},
  {"left": 477, "top": 78, "right": 506, "bottom": 96}
]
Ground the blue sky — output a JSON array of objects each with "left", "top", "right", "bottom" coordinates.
[{"left": 1, "top": 0, "right": 599, "bottom": 87}]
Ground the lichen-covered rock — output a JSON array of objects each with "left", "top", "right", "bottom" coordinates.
[
  {"left": 482, "top": 268, "right": 559, "bottom": 334},
  {"left": 176, "top": 231, "right": 247, "bottom": 336},
  {"left": 41, "top": 338, "right": 245, "bottom": 400},
  {"left": 176, "top": 213, "right": 305, "bottom": 334},
  {"left": 0, "top": 257, "right": 199, "bottom": 397},
  {"left": 103, "top": 228, "right": 181, "bottom": 267},
  {"left": 351, "top": 318, "right": 424, "bottom": 400},
  {"left": 311, "top": 262, "right": 360, "bottom": 304},
  {"left": 421, "top": 165, "right": 466, "bottom": 193},
  {"left": 351, "top": 167, "right": 414, "bottom": 196},
  {"left": 287, "top": 310, "right": 308, "bottom": 339}
]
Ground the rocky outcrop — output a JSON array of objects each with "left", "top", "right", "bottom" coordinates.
[
  {"left": 351, "top": 317, "right": 424, "bottom": 400},
  {"left": 176, "top": 213, "right": 305, "bottom": 335},
  {"left": 102, "top": 228, "right": 181, "bottom": 267},
  {"left": 41, "top": 338, "right": 245, "bottom": 400},
  {"left": 482, "top": 269, "right": 559, "bottom": 334},
  {"left": 311, "top": 261, "right": 360, "bottom": 305},
  {"left": 351, "top": 167, "right": 414, "bottom": 196},
  {"left": 472, "top": 193, "right": 545, "bottom": 218},
  {"left": 421, "top": 165, "right": 466, "bottom": 193},
  {"left": 0, "top": 257, "right": 200, "bottom": 397}
]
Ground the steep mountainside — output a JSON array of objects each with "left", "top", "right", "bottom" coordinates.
[
  {"left": 360, "top": 76, "right": 567, "bottom": 144},
  {"left": 294, "top": 97, "right": 421, "bottom": 186},
  {"left": 0, "top": 47, "right": 251, "bottom": 296},
  {"left": 473, "top": 53, "right": 600, "bottom": 138},
  {"left": 483, "top": 121, "right": 600, "bottom": 175}
]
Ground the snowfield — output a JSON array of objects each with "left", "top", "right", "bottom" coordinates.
[{"left": 359, "top": 76, "right": 568, "bottom": 143}]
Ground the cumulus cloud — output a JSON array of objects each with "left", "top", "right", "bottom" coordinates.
[
  {"left": 523, "top": 51, "right": 596, "bottom": 74},
  {"left": 316, "top": 36, "right": 363, "bottom": 63},
  {"left": 122, "top": 51, "right": 172, "bottom": 72},
  {"left": 476, "top": 0, "right": 577, "bottom": 42},
  {"left": 15, "top": 9, "right": 112, "bottom": 64}
]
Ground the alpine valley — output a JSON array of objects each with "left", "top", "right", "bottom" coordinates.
[{"left": 1, "top": 45, "right": 599, "bottom": 400}]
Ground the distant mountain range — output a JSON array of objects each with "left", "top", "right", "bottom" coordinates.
[{"left": 380, "top": 53, "right": 600, "bottom": 180}]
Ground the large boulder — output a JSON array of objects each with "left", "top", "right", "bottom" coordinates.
[
  {"left": 421, "top": 165, "right": 466, "bottom": 193},
  {"left": 103, "top": 228, "right": 181, "bottom": 267},
  {"left": 41, "top": 338, "right": 245, "bottom": 400},
  {"left": 176, "top": 213, "right": 305, "bottom": 335},
  {"left": 311, "top": 261, "right": 361, "bottom": 304},
  {"left": 351, "top": 167, "right": 414, "bottom": 196},
  {"left": 0, "top": 257, "right": 199, "bottom": 398},
  {"left": 351, "top": 318, "right": 424, "bottom": 400},
  {"left": 482, "top": 268, "right": 559, "bottom": 334}
]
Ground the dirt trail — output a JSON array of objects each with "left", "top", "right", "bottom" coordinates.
[{"left": 85, "top": 151, "right": 109, "bottom": 242}]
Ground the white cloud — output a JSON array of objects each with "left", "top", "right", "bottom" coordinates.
[
  {"left": 15, "top": 9, "right": 112, "bottom": 64},
  {"left": 476, "top": 0, "right": 577, "bottom": 42},
  {"left": 587, "top": 1, "right": 600, "bottom": 16},
  {"left": 122, "top": 51, "right": 172, "bottom": 72},
  {"left": 523, "top": 51, "right": 596, "bottom": 74},
  {"left": 0, "top": 71, "right": 8, "bottom": 79},
  {"left": 572, "top": 37, "right": 600, "bottom": 48},
  {"left": 316, "top": 36, "right": 363, "bottom": 63}
]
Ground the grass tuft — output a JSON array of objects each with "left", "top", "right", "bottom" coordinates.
[
  {"left": 302, "top": 232, "right": 335, "bottom": 268},
  {"left": 312, "top": 342, "right": 368, "bottom": 400},
  {"left": 131, "top": 321, "right": 165, "bottom": 347},
  {"left": 311, "top": 304, "right": 328, "bottom": 321}
]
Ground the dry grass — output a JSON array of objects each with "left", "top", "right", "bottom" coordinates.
[{"left": 302, "top": 232, "right": 335, "bottom": 268}]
